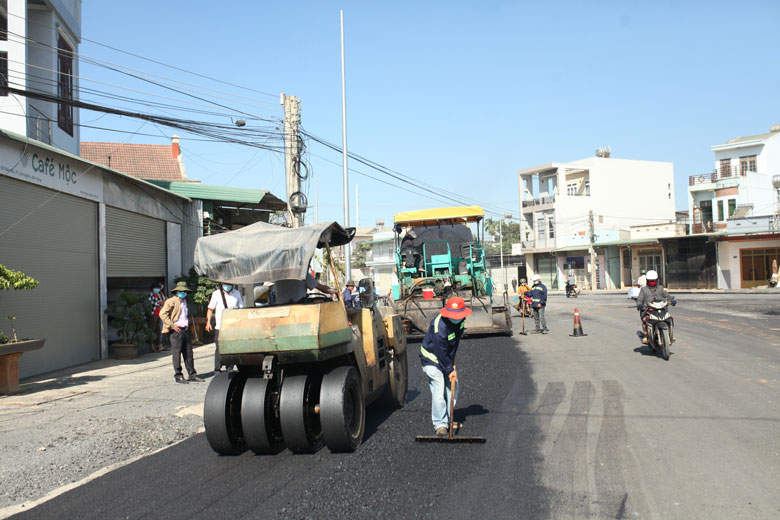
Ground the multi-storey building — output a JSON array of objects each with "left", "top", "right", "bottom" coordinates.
[
  {"left": 517, "top": 154, "right": 676, "bottom": 289},
  {"left": 0, "top": 0, "right": 81, "bottom": 154},
  {"left": 688, "top": 125, "right": 780, "bottom": 233}
]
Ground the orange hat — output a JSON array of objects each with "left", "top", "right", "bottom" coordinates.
[{"left": 440, "top": 297, "right": 472, "bottom": 320}]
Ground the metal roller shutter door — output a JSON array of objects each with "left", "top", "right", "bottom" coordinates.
[
  {"left": 0, "top": 177, "right": 99, "bottom": 378},
  {"left": 106, "top": 206, "right": 167, "bottom": 277}
]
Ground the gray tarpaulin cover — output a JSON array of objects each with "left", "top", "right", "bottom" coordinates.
[{"left": 193, "top": 221, "right": 354, "bottom": 284}]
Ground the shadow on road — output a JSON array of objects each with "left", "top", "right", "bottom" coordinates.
[
  {"left": 454, "top": 404, "right": 489, "bottom": 424},
  {"left": 17, "top": 374, "right": 105, "bottom": 395},
  {"left": 632, "top": 346, "right": 672, "bottom": 359}
]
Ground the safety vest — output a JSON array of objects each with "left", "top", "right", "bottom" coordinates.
[{"left": 420, "top": 315, "right": 465, "bottom": 363}]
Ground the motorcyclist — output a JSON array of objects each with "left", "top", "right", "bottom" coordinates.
[
  {"left": 565, "top": 270, "right": 576, "bottom": 296},
  {"left": 636, "top": 270, "right": 673, "bottom": 343}
]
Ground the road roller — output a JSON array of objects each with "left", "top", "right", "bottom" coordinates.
[{"left": 194, "top": 221, "right": 407, "bottom": 455}]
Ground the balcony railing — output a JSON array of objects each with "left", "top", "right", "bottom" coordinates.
[
  {"left": 688, "top": 166, "right": 752, "bottom": 186},
  {"left": 521, "top": 195, "right": 555, "bottom": 208}
]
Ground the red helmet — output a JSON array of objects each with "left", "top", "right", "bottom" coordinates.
[{"left": 440, "top": 297, "right": 473, "bottom": 320}]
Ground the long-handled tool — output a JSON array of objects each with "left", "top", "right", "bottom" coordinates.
[
  {"left": 518, "top": 299, "right": 528, "bottom": 335},
  {"left": 415, "top": 378, "right": 486, "bottom": 444}
]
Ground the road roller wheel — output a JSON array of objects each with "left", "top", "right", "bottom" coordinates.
[
  {"left": 204, "top": 372, "right": 247, "bottom": 455},
  {"left": 279, "top": 374, "right": 323, "bottom": 453},
  {"left": 320, "top": 366, "right": 365, "bottom": 452},
  {"left": 241, "top": 377, "right": 285, "bottom": 455},
  {"left": 379, "top": 351, "right": 408, "bottom": 409}
]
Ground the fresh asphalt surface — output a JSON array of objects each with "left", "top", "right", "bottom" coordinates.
[{"left": 12, "top": 294, "right": 780, "bottom": 519}]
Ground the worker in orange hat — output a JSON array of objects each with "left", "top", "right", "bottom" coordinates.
[{"left": 419, "top": 296, "right": 472, "bottom": 435}]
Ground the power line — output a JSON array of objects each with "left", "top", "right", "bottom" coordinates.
[{"left": 7, "top": 12, "right": 280, "bottom": 100}]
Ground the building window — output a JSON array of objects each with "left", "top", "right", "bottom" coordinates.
[
  {"left": 728, "top": 199, "right": 736, "bottom": 217},
  {"left": 717, "top": 200, "right": 724, "bottom": 221},
  {"left": 0, "top": 52, "right": 7, "bottom": 96},
  {"left": 537, "top": 217, "right": 545, "bottom": 240},
  {"left": 584, "top": 180, "right": 590, "bottom": 196},
  {"left": 567, "top": 183, "right": 577, "bottom": 196},
  {"left": 720, "top": 158, "right": 731, "bottom": 178},
  {"left": 0, "top": 1, "right": 7, "bottom": 41},
  {"left": 639, "top": 252, "right": 662, "bottom": 275},
  {"left": 739, "top": 155, "right": 756, "bottom": 174},
  {"left": 57, "top": 34, "right": 74, "bottom": 136},
  {"left": 548, "top": 217, "right": 554, "bottom": 239}
]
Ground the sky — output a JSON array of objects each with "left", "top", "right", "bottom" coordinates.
[{"left": 78, "top": 0, "right": 780, "bottom": 228}]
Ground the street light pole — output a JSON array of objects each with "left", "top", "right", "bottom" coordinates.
[{"left": 500, "top": 212, "right": 512, "bottom": 303}]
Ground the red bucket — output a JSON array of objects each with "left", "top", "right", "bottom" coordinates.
[{"left": 422, "top": 288, "right": 434, "bottom": 299}]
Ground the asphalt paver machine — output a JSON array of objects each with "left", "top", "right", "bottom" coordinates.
[
  {"left": 393, "top": 206, "right": 512, "bottom": 338},
  {"left": 194, "top": 221, "right": 408, "bottom": 455}
]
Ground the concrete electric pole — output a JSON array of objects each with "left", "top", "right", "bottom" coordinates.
[
  {"left": 589, "top": 210, "right": 596, "bottom": 290},
  {"left": 282, "top": 93, "right": 304, "bottom": 228}
]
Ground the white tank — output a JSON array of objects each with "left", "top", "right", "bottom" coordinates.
[{"left": 595, "top": 147, "right": 611, "bottom": 158}]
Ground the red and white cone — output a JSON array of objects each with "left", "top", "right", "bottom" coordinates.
[{"left": 569, "top": 308, "right": 587, "bottom": 337}]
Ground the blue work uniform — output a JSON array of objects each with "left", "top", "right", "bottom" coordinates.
[
  {"left": 342, "top": 288, "right": 360, "bottom": 308},
  {"left": 526, "top": 283, "right": 547, "bottom": 309},
  {"left": 419, "top": 314, "right": 465, "bottom": 376}
]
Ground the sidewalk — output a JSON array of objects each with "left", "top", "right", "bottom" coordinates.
[{"left": 0, "top": 343, "right": 216, "bottom": 517}]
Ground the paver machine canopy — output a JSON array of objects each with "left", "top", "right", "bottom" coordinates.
[
  {"left": 393, "top": 206, "right": 512, "bottom": 338},
  {"left": 194, "top": 220, "right": 408, "bottom": 455}
]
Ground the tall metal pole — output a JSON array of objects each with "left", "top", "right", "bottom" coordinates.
[
  {"left": 589, "top": 210, "right": 597, "bottom": 290},
  {"left": 355, "top": 183, "right": 359, "bottom": 228},
  {"left": 315, "top": 169, "right": 319, "bottom": 223},
  {"left": 499, "top": 218, "right": 504, "bottom": 295},
  {"left": 340, "top": 10, "right": 351, "bottom": 281}
]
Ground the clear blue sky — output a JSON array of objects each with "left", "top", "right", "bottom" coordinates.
[{"left": 79, "top": 0, "right": 780, "bottom": 227}]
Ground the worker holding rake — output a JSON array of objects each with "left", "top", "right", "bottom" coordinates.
[{"left": 419, "top": 297, "right": 472, "bottom": 436}]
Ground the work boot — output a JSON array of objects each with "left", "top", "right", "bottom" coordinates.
[
  {"left": 642, "top": 336, "right": 648, "bottom": 345},
  {"left": 435, "top": 426, "right": 448, "bottom": 436},
  {"left": 541, "top": 328, "right": 549, "bottom": 334},
  {"left": 174, "top": 375, "right": 188, "bottom": 384}
]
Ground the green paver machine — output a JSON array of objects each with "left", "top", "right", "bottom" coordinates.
[{"left": 393, "top": 206, "right": 512, "bottom": 338}]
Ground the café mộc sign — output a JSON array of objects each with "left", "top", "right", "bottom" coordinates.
[{"left": 0, "top": 142, "right": 103, "bottom": 201}]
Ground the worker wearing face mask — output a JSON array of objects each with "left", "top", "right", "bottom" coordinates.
[
  {"left": 206, "top": 282, "right": 244, "bottom": 373},
  {"left": 159, "top": 281, "right": 203, "bottom": 384},
  {"left": 419, "top": 297, "right": 472, "bottom": 436}
]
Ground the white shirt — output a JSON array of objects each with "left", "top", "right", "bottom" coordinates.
[{"left": 208, "top": 289, "right": 244, "bottom": 329}]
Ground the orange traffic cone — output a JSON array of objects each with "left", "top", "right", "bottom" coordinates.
[{"left": 569, "top": 308, "right": 587, "bottom": 337}]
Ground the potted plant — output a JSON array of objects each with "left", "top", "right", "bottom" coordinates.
[
  {"left": 105, "top": 291, "right": 155, "bottom": 359},
  {"left": 175, "top": 268, "right": 218, "bottom": 344},
  {"left": 0, "top": 264, "right": 45, "bottom": 394}
]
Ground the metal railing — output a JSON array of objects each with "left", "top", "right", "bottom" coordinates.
[
  {"left": 521, "top": 195, "right": 555, "bottom": 208},
  {"left": 688, "top": 166, "right": 754, "bottom": 186}
]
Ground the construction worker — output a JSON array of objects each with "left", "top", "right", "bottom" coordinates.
[
  {"left": 527, "top": 274, "right": 548, "bottom": 333},
  {"left": 513, "top": 278, "right": 532, "bottom": 315},
  {"left": 419, "top": 296, "right": 472, "bottom": 436}
]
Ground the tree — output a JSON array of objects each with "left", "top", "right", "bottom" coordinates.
[
  {"left": 484, "top": 218, "right": 522, "bottom": 255},
  {"left": 0, "top": 264, "right": 40, "bottom": 344},
  {"left": 351, "top": 242, "right": 372, "bottom": 268}
]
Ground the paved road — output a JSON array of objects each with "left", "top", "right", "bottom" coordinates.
[{"left": 12, "top": 294, "right": 780, "bottom": 519}]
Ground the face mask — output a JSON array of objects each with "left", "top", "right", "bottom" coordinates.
[
  {"left": 153, "top": 288, "right": 160, "bottom": 293},
  {"left": 177, "top": 291, "right": 188, "bottom": 299},
  {"left": 448, "top": 318, "right": 464, "bottom": 324},
  {"left": 648, "top": 280, "right": 657, "bottom": 287},
  {"left": 222, "top": 285, "right": 232, "bottom": 292}
]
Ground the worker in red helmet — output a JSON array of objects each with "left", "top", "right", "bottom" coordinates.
[{"left": 419, "top": 296, "right": 472, "bottom": 435}]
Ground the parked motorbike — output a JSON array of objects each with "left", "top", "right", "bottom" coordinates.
[
  {"left": 565, "top": 283, "right": 580, "bottom": 298},
  {"left": 639, "top": 298, "right": 676, "bottom": 360}
]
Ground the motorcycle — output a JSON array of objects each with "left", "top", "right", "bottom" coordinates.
[
  {"left": 638, "top": 298, "right": 675, "bottom": 360},
  {"left": 565, "top": 283, "right": 580, "bottom": 298}
]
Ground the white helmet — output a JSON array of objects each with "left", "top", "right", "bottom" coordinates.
[
  {"left": 646, "top": 270, "right": 658, "bottom": 281},
  {"left": 532, "top": 274, "right": 541, "bottom": 283}
]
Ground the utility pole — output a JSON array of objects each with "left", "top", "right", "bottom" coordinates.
[
  {"left": 589, "top": 210, "right": 596, "bottom": 290},
  {"left": 355, "top": 183, "right": 359, "bottom": 228},
  {"left": 340, "top": 10, "right": 351, "bottom": 281},
  {"left": 282, "top": 93, "right": 303, "bottom": 228}
]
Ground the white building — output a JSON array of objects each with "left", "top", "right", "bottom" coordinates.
[
  {"left": 364, "top": 230, "right": 396, "bottom": 296},
  {"left": 0, "top": 0, "right": 82, "bottom": 155},
  {"left": 517, "top": 155, "right": 676, "bottom": 289},
  {"left": 688, "top": 125, "right": 780, "bottom": 233}
]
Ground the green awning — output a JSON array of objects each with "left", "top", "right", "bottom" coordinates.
[
  {"left": 361, "top": 237, "right": 394, "bottom": 245},
  {"left": 146, "top": 180, "right": 286, "bottom": 210}
]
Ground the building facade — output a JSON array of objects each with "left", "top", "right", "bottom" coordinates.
[
  {"left": 0, "top": 0, "right": 82, "bottom": 155},
  {"left": 517, "top": 155, "right": 676, "bottom": 289},
  {"left": 688, "top": 125, "right": 780, "bottom": 233}
]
